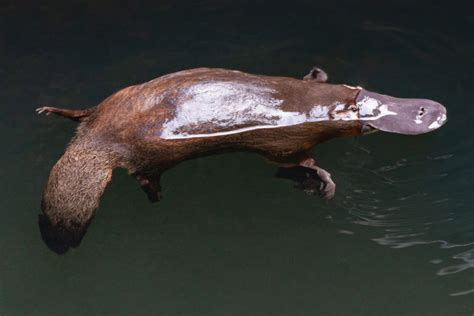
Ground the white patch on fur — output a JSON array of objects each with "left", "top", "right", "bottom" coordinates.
[
  {"left": 308, "top": 105, "right": 329, "bottom": 120},
  {"left": 334, "top": 103, "right": 346, "bottom": 111},
  {"left": 333, "top": 110, "right": 358, "bottom": 121},
  {"left": 161, "top": 81, "right": 349, "bottom": 139},
  {"left": 161, "top": 82, "right": 292, "bottom": 139},
  {"left": 163, "top": 124, "right": 296, "bottom": 139},
  {"left": 331, "top": 102, "right": 358, "bottom": 121},
  {"left": 160, "top": 82, "right": 377, "bottom": 139}
]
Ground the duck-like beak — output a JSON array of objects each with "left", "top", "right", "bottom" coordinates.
[{"left": 356, "top": 89, "right": 447, "bottom": 135}]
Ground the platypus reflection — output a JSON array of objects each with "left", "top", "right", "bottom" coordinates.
[{"left": 37, "top": 67, "right": 447, "bottom": 253}]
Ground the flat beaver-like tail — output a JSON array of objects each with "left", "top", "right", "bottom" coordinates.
[
  {"left": 36, "top": 106, "right": 95, "bottom": 122},
  {"left": 39, "top": 139, "right": 116, "bottom": 254}
]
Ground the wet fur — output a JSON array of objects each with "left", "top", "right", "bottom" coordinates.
[{"left": 39, "top": 68, "right": 362, "bottom": 253}]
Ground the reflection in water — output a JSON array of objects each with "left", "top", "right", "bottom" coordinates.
[{"left": 331, "top": 141, "right": 474, "bottom": 297}]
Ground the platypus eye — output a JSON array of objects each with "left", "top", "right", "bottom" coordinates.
[
  {"left": 418, "top": 107, "right": 426, "bottom": 116},
  {"left": 348, "top": 105, "right": 357, "bottom": 112}
]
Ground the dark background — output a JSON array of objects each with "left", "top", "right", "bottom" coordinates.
[{"left": 0, "top": 1, "right": 473, "bottom": 315}]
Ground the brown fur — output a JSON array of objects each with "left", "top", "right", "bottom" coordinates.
[
  {"left": 42, "top": 140, "right": 114, "bottom": 228},
  {"left": 38, "top": 68, "right": 362, "bottom": 253}
]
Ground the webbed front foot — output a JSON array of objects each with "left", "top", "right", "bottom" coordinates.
[
  {"left": 274, "top": 154, "right": 336, "bottom": 199},
  {"left": 275, "top": 167, "right": 321, "bottom": 195},
  {"left": 303, "top": 66, "right": 328, "bottom": 82},
  {"left": 136, "top": 174, "right": 162, "bottom": 203}
]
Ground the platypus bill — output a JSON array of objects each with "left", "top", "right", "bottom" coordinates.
[{"left": 37, "top": 67, "right": 447, "bottom": 253}]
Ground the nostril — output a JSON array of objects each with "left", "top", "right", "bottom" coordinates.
[{"left": 418, "top": 107, "right": 426, "bottom": 116}]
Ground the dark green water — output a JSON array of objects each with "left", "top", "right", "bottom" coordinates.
[{"left": 1, "top": 1, "right": 473, "bottom": 315}]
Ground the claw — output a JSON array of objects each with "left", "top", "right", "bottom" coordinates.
[
  {"left": 36, "top": 106, "right": 52, "bottom": 115},
  {"left": 321, "top": 181, "right": 336, "bottom": 200}
]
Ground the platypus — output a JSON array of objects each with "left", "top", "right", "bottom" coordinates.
[{"left": 37, "top": 67, "right": 447, "bottom": 253}]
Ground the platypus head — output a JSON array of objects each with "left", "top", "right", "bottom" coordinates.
[{"left": 356, "top": 89, "right": 447, "bottom": 135}]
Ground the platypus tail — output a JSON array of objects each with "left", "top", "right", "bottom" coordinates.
[{"left": 36, "top": 106, "right": 95, "bottom": 122}]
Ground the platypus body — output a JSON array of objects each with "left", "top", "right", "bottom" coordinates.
[{"left": 37, "top": 67, "right": 447, "bottom": 253}]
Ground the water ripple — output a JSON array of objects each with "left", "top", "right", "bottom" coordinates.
[
  {"left": 438, "top": 249, "right": 474, "bottom": 276},
  {"left": 332, "top": 142, "right": 474, "bottom": 297},
  {"left": 450, "top": 288, "right": 474, "bottom": 297}
]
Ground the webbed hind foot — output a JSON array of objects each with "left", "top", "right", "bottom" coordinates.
[
  {"left": 136, "top": 174, "right": 162, "bottom": 203},
  {"left": 36, "top": 106, "right": 93, "bottom": 122}
]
